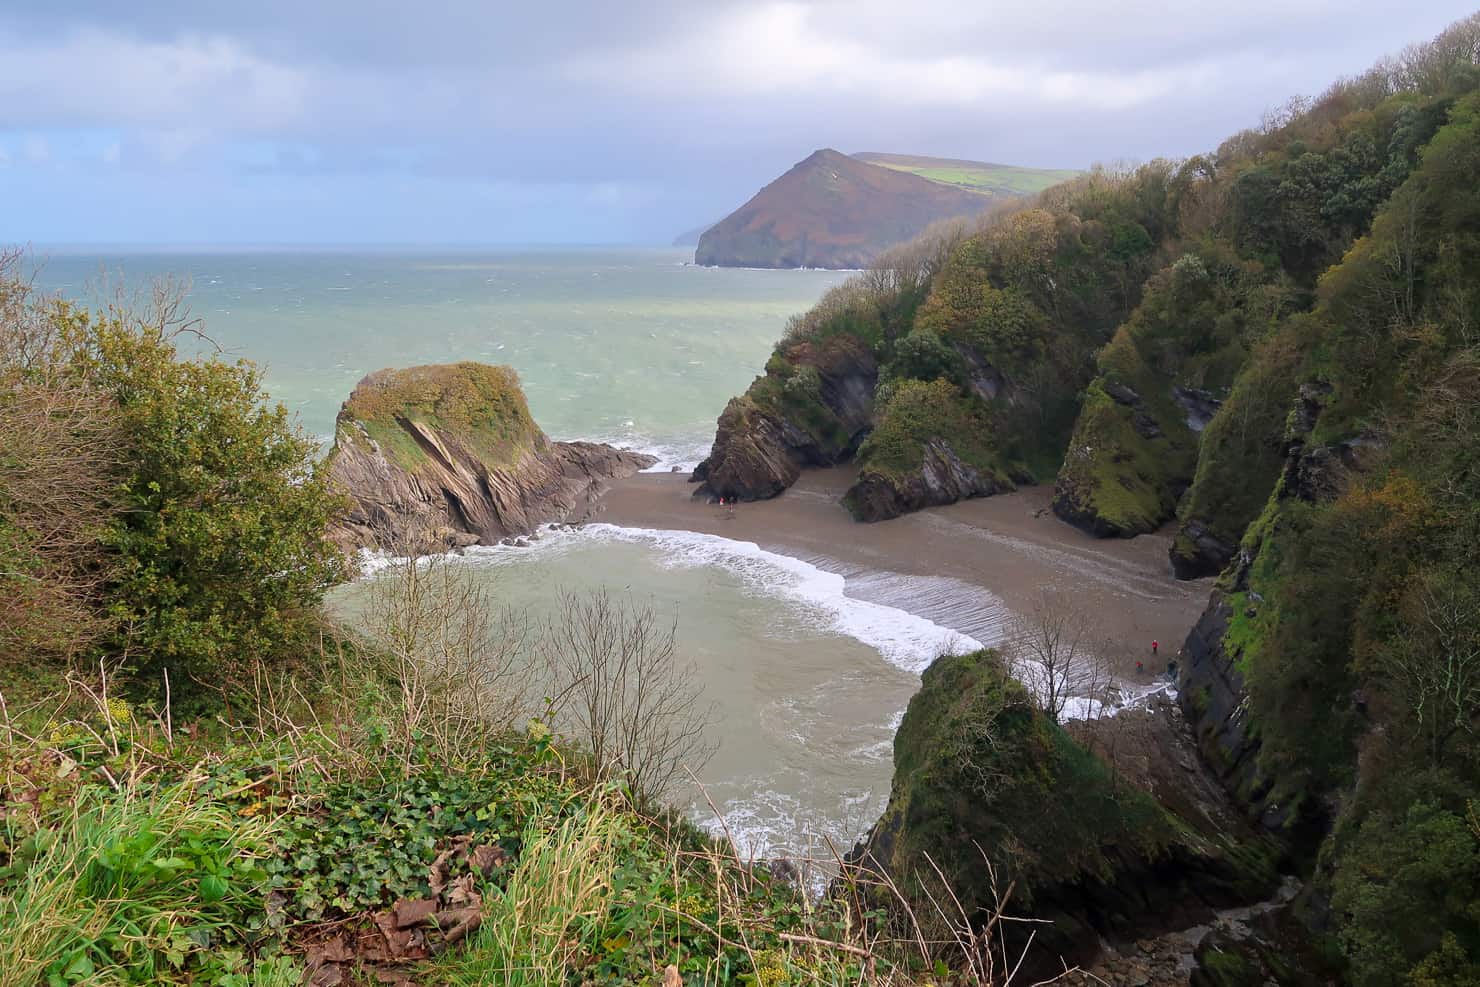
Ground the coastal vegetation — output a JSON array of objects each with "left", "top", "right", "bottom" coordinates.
[
  {"left": 694, "top": 11, "right": 1480, "bottom": 982},
  {"left": 5, "top": 12, "right": 1480, "bottom": 986},
  {"left": 0, "top": 264, "right": 1108, "bottom": 985}
]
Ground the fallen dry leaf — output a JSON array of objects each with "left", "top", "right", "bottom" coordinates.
[{"left": 391, "top": 896, "right": 440, "bottom": 929}]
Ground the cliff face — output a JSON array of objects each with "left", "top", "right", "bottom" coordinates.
[
  {"left": 1050, "top": 252, "right": 1253, "bottom": 539},
  {"left": 328, "top": 363, "right": 654, "bottom": 553},
  {"left": 1171, "top": 91, "right": 1480, "bottom": 983},
  {"left": 691, "top": 331, "right": 877, "bottom": 502},
  {"left": 696, "top": 197, "right": 1157, "bottom": 513},
  {"left": 699, "top": 49, "right": 1460, "bottom": 535},
  {"left": 695, "top": 149, "right": 991, "bottom": 269}
]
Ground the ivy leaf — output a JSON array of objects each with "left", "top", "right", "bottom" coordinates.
[{"left": 199, "top": 874, "right": 229, "bottom": 902}]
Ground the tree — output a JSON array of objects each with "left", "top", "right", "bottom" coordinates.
[
  {"left": 1385, "top": 574, "right": 1480, "bottom": 767},
  {"left": 0, "top": 252, "right": 123, "bottom": 661},
  {"left": 540, "top": 589, "right": 715, "bottom": 801},
  {"left": 1005, "top": 590, "right": 1109, "bottom": 723},
  {"left": 362, "top": 551, "right": 532, "bottom": 766}
]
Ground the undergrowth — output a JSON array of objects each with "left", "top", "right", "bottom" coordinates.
[{"left": 0, "top": 656, "right": 1070, "bottom": 987}]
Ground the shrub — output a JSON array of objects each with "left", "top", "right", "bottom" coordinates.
[
  {"left": 2, "top": 261, "right": 352, "bottom": 706},
  {"left": 883, "top": 328, "right": 964, "bottom": 385}
]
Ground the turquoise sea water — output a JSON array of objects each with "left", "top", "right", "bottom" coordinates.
[
  {"left": 35, "top": 247, "right": 996, "bottom": 857},
  {"left": 32, "top": 247, "right": 847, "bottom": 465}
]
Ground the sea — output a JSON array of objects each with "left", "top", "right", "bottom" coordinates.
[{"left": 32, "top": 246, "right": 997, "bottom": 860}]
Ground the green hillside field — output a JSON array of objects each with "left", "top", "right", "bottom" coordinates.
[{"left": 854, "top": 151, "right": 1081, "bottom": 196}]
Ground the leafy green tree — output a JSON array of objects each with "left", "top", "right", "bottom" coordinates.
[{"left": 79, "top": 312, "right": 349, "bottom": 702}]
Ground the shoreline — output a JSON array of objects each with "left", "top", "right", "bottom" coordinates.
[{"left": 591, "top": 467, "right": 1212, "bottom": 683}]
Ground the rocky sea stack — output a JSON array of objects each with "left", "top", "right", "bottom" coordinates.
[{"left": 328, "top": 362, "right": 654, "bottom": 553}]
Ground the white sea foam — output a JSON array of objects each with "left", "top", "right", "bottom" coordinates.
[
  {"left": 570, "top": 524, "right": 981, "bottom": 672},
  {"left": 555, "top": 428, "right": 710, "bottom": 474},
  {"left": 448, "top": 522, "right": 981, "bottom": 670}
]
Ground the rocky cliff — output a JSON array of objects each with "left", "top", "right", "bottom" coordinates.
[
  {"left": 696, "top": 195, "right": 1156, "bottom": 514},
  {"left": 696, "top": 149, "right": 992, "bottom": 269},
  {"left": 1169, "top": 87, "right": 1480, "bottom": 982},
  {"left": 848, "top": 650, "right": 1280, "bottom": 976},
  {"left": 691, "top": 330, "right": 877, "bottom": 502},
  {"left": 328, "top": 363, "right": 654, "bottom": 554}
]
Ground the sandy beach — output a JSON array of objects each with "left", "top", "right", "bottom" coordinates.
[{"left": 595, "top": 467, "right": 1212, "bottom": 681}]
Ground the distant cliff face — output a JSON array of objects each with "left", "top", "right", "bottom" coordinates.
[
  {"left": 695, "top": 149, "right": 990, "bottom": 269},
  {"left": 328, "top": 363, "right": 654, "bottom": 554}
]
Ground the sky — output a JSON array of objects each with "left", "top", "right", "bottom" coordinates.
[{"left": 1, "top": 2, "right": 1475, "bottom": 246}]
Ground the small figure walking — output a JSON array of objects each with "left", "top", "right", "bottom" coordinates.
[{"left": 1152, "top": 639, "right": 1159, "bottom": 656}]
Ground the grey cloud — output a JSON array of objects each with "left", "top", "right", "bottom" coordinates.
[{"left": 1, "top": 1, "right": 1476, "bottom": 243}]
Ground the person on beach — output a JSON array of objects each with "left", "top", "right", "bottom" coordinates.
[{"left": 1152, "top": 639, "right": 1159, "bottom": 656}]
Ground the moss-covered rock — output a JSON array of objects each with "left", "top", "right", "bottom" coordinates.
[
  {"left": 1170, "top": 331, "right": 1305, "bottom": 579},
  {"left": 851, "top": 650, "right": 1278, "bottom": 972},
  {"left": 336, "top": 363, "right": 541, "bottom": 472},
  {"left": 692, "top": 332, "right": 877, "bottom": 502},
  {"left": 1054, "top": 250, "right": 1283, "bottom": 539},
  {"left": 329, "top": 363, "right": 654, "bottom": 552},
  {"left": 1052, "top": 374, "right": 1196, "bottom": 537},
  {"left": 842, "top": 379, "right": 1025, "bottom": 521}
]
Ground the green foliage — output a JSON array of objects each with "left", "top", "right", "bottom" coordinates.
[
  {"left": 851, "top": 379, "right": 1012, "bottom": 485},
  {"left": 912, "top": 241, "right": 1048, "bottom": 373},
  {"left": 1226, "top": 93, "right": 1454, "bottom": 281},
  {"left": 434, "top": 803, "right": 624, "bottom": 987},
  {"left": 1059, "top": 239, "right": 1295, "bottom": 539},
  {"left": 84, "top": 322, "right": 350, "bottom": 704},
  {"left": 868, "top": 650, "right": 1177, "bottom": 908},
  {"left": 1054, "top": 376, "right": 1192, "bottom": 535},
  {"left": 2, "top": 701, "right": 901, "bottom": 987},
  {"left": 1193, "top": 82, "right": 1480, "bottom": 980},
  {"left": 337, "top": 362, "right": 541, "bottom": 472},
  {"left": 0, "top": 783, "right": 289, "bottom": 987},
  {"left": 1330, "top": 793, "right": 1480, "bottom": 987},
  {"left": 881, "top": 328, "right": 964, "bottom": 385},
  {"left": 260, "top": 750, "right": 568, "bottom": 922},
  {"left": 1173, "top": 327, "right": 1304, "bottom": 571}
]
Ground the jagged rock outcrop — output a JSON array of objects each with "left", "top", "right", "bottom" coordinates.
[
  {"left": 328, "top": 363, "right": 654, "bottom": 554},
  {"left": 847, "top": 650, "right": 1280, "bottom": 977},
  {"left": 1051, "top": 373, "right": 1188, "bottom": 538},
  {"left": 689, "top": 398, "right": 801, "bottom": 501},
  {"left": 1170, "top": 520, "right": 1239, "bottom": 580},
  {"left": 1176, "top": 592, "right": 1283, "bottom": 827},
  {"left": 844, "top": 437, "right": 1013, "bottom": 521},
  {"left": 1169, "top": 377, "right": 1310, "bottom": 580},
  {"left": 691, "top": 333, "right": 876, "bottom": 502}
]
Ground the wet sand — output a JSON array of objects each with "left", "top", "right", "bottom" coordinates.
[{"left": 596, "top": 467, "right": 1211, "bottom": 681}]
